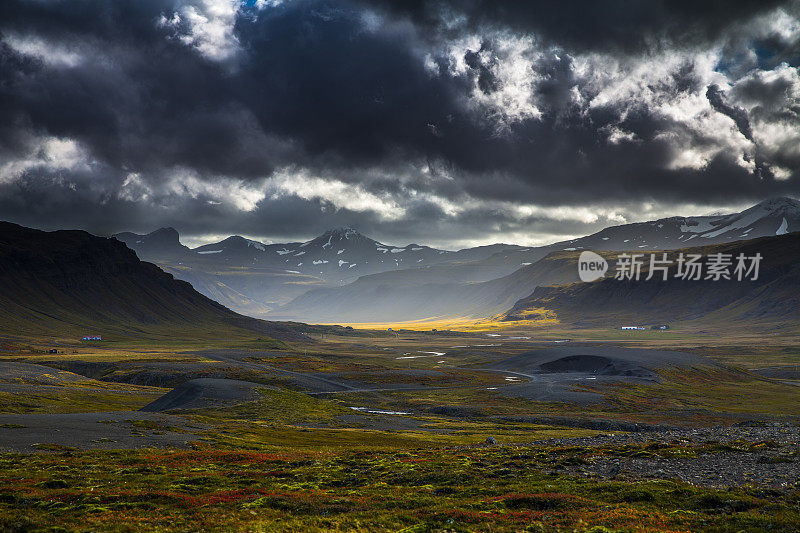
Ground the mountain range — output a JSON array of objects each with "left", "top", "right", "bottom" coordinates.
[
  {"left": 274, "top": 197, "right": 800, "bottom": 322},
  {"left": 113, "top": 226, "right": 524, "bottom": 317},
  {"left": 114, "top": 197, "right": 800, "bottom": 323},
  {"left": 1, "top": 197, "right": 798, "bottom": 334}
]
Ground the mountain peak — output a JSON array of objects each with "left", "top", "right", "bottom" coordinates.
[
  {"left": 148, "top": 227, "right": 181, "bottom": 242},
  {"left": 150, "top": 226, "right": 178, "bottom": 234},
  {"left": 113, "top": 227, "right": 187, "bottom": 256},
  {"left": 323, "top": 226, "right": 361, "bottom": 239},
  {"left": 197, "top": 235, "right": 267, "bottom": 252},
  {"left": 220, "top": 235, "right": 247, "bottom": 244},
  {"left": 754, "top": 196, "right": 800, "bottom": 213},
  {"left": 299, "top": 226, "right": 375, "bottom": 249}
]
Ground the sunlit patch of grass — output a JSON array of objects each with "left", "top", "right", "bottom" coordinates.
[{"left": 327, "top": 314, "right": 558, "bottom": 333}]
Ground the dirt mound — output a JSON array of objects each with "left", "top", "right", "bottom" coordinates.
[
  {"left": 140, "top": 378, "right": 273, "bottom": 412},
  {"left": 539, "top": 355, "right": 655, "bottom": 378},
  {"left": 484, "top": 346, "right": 721, "bottom": 404},
  {"left": 489, "top": 346, "right": 715, "bottom": 377}
]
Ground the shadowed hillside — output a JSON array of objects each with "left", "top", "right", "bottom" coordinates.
[
  {"left": 505, "top": 232, "right": 800, "bottom": 328},
  {"left": 0, "top": 222, "right": 304, "bottom": 340}
]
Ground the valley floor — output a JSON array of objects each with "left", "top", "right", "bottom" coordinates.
[{"left": 1, "top": 324, "right": 799, "bottom": 531}]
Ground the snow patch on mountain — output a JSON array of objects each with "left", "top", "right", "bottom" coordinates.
[
  {"left": 681, "top": 218, "right": 716, "bottom": 233},
  {"left": 777, "top": 217, "right": 789, "bottom": 235},
  {"left": 701, "top": 209, "right": 770, "bottom": 239}
]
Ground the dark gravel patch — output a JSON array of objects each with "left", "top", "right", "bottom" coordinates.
[
  {"left": 538, "top": 423, "right": 800, "bottom": 489},
  {"left": 0, "top": 411, "right": 208, "bottom": 452}
]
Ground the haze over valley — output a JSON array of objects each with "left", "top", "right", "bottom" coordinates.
[{"left": 115, "top": 197, "right": 800, "bottom": 322}]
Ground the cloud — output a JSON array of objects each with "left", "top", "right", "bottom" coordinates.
[
  {"left": 0, "top": 0, "right": 798, "bottom": 247},
  {"left": 706, "top": 84, "right": 754, "bottom": 141},
  {"left": 361, "top": 0, "right": 793, "bottom": 53},
  {"left": 159, "top": 0, "right": 241, "bottom": 61},
  {"left": 266, "top": 169, "right": 407, "bottom": 221}
]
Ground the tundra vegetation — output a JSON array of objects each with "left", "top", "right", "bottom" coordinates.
[{"left": 1, "top": 320, "right": 800, "bottom": 531}]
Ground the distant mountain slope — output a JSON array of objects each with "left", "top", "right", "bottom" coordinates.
[
  {"left": 436, "top": 196, "right": 800, "bottom": 276},
  {"left": 121, "top": 226, "right": 525, "bottom": 282},
  {"left": 0, "top": 222, "right": 302, "bottom": 339},
  {"left": 113, "top": 227, "right": 189, "bottom": 261},
  {"left": 275, "top": 198, "right": 800, "bottom": 323},
  {"left": 505, "top": 232, "right": 800, "bottom": 328},
  {"left": 275, "top": 243, "right": 582, "bottom": 322},
  {"left": 567, "top": 196, "right": 799, "bottom": 251},
  {"left": 115, "top": 226, "right": 525, "bottom": 317},
  {"left": 114, "top": 197, "right": 799, "bottom": 321}
]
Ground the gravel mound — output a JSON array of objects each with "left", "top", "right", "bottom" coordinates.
[{"left": 140, "top": 378, "right": 272, "bottom": 412}]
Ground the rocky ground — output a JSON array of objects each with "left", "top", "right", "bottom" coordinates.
[{"left": 529, "top": 422, "right": 800, "bottom": 490}]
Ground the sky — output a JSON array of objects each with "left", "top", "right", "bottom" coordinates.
[{"left": 1, "top": 0, "right": 799, "bottom": 249}]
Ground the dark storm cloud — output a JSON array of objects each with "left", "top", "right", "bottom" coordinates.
[
  {"left": 0, "top": 0, "right": 799, "bottom": 246},
  {"left": 706, "top": 84, "right": 754, "bottom": 141},
  {"left": 0, "top": 0, "right": 481, "bottom": 181},
  {"left": 463, "top": 47, "right": 499, "bottom": 94},
  {"left": 0, "top": 0, "right": 292, "bottom": 179},
  {"left": 232, "top": 1, "right": 472, "bottom": 168},
  {"left": 361, "top": 0, "right": 792, "bottom": 53},
  {"left": 707, "top": 83, "right": 783, "bottom": 180}
]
